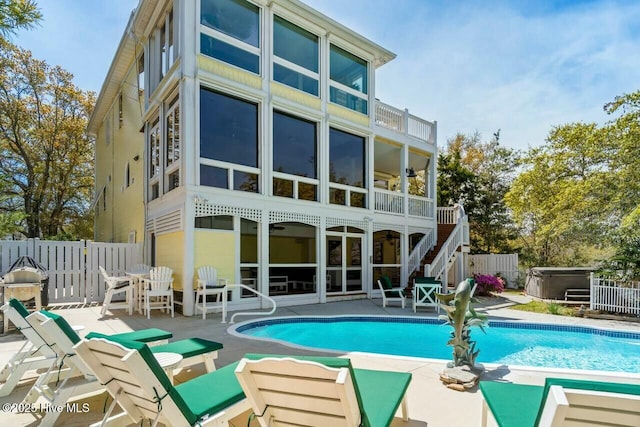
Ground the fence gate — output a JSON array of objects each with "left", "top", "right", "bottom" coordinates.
[{"left": 0, "top": 239, "right": 141, "bottom": 304}]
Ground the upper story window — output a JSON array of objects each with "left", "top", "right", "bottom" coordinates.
[
  {"left": 149, "top": 7, "right": 177, "bottom": 94},
  {"left": 148, "top": 117, "right": 160, "bottom": 200},
  {"left": 165, "top": 94, "right": 180, "bottom": 193},
  {"left": 200, "top": 87, "right": 259, "bottom": 193},
  {"left": 200, "top": 0, "right": 260, "bottom": 74},
  {"left": 329, "top": 45, "right": 368, "bottom": 115},
  {"left": 273, "top": 16, "right": 319, "bottom": 96},
  {"left": 137, "top": 53, "right": 145, "bottom": 96},
  {"left": 272, "top": 111, "right": 318, "bottom": 201},
  {"left": 329, "top": 127, "right": 367, "bottom": 208}
]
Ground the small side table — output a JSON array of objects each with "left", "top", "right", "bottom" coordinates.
[{"left": 154, "top": 352, "right": 183, "bottom": 384}]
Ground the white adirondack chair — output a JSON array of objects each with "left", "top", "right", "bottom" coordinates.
[
  {"left": 143, "top": 266, "right": 174, "bottom": 319},
  {"left": 195, "top": 266, "right": 227, "bottom": 319},
  {"left": 99, "top": 266, "right": 133, "bottom": 317}
]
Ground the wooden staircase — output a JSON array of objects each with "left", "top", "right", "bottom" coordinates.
[{"left": 409, "top": 223, "right": 458, "bottom": 283}]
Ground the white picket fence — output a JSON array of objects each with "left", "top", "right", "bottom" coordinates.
[
  {"left": 467, "top": 253, "right": 520, "bottom": 287},
  {"left": 0, "top": 239, "right": 141, "bottom": 304},
  {"left": 590, "top": 274, "right": 640, "bottom": 316}
]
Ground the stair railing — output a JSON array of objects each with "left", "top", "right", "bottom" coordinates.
[
  {"left": 407, "top": 229, "right": 436, "bottom": 276},
  {"left": 424, "top": 204, "right": 468, "bottom": 281},
  {"left": 221, "top": 283, "right": 277, "bottom": 324}
]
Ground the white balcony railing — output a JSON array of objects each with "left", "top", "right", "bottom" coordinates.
[
  {"left": 375, "top": 101, "right": 436, "bottom": 145},
  {"left": 408, "top": 195, "right": 434, "bottom": 217},
  {"left": 373, "top": 189, "right": 404, "bottom": 215}
]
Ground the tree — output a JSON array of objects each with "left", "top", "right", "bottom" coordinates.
[
  {"left": 505, "top": 89, "right": 640, "bottom": 267},
  {"left": 0, "top": 0, "right": 41, "bottom": 37},
  {"left": 438, "top": 131, "right": 519, "bottom": 254},
  {"left": 0, "top": 39, "right": 95, "bottom": 239}
]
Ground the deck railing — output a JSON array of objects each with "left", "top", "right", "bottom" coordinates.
[
  {"left": 407, "top": 229, "right": 436, "bottom": 277},
  {"left": 408, "top": 195, "right": 434, "bottom": 218},
  {"left": 590, "top": 274, "right": 640, "bottom": 316},
  {"left": 375, "top": 101, "right": 435, "bottom": 145},
  {"left": 373, "top": 189, "right": 404, "bottom": 215}
]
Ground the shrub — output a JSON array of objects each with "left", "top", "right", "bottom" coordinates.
[{"left": 473, "top": 273, "right": 505, "bottom": 296}]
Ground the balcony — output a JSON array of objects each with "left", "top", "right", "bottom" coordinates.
[
  {"left": 373, "top": 189, "right": 435, "bottom": 219},
  {"left": 375, "top": 101, "right": 436, "bottom": 145}
]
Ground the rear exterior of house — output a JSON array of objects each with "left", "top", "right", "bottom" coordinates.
[{"left": 89, "top": 0, "right": 454, "bottom": 316}]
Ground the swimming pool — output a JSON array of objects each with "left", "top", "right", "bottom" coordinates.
[{"left": 233, "top": 316, "right": 640, "bottom": 374}]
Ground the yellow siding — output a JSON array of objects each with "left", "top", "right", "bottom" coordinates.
[
  {"left": 198, "top": 56, "right": 262, "bottom": 89},
  {"left": 328, "top": 104, "right": 369, "bottom": 127},
  {"left": 193, "top": 230, "right": 236, "bottom": 290},
  {"left": 271, "top": 82, "right": 321, "bottom": 110},
  {"left": 156, "top": 231, "right": 185, "bottom": 290}
]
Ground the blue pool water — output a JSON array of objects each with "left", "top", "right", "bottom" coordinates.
[{"left": 236, "top": 317, "right": 640, "bottom": 373}]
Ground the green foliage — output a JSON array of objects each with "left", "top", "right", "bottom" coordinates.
[
  {"left": 505, "top": 89, "right": 640, "bottom": 267},
  {"left": 437, "top": 131, "right": 520, "bottom": 254},
  {"left": 0, "top": 39, "right": 95, "bottom": 239},
  {"left": 0, "top": 0, "right": 41, "bottom": 37}
]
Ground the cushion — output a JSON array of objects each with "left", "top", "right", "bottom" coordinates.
[
  {"left": 151, "top": 337, "right": 223, "bottom": 359},
  {"left": 380, "top": 276, "right": 393, "bottom": 290},
  {"left": 173, "top": 361, "right": 245, "bottom": 424},
  {"left": 112, "top": 328, "right": 173, "bottom": 343},
  {"left": 480, "top": 381, "right": 543, "bottom": 427},
  {"left": 39, "top": 310, "right": 81, "bottom": 344},
  {"left": 384, "top": 289, "right": 404, "bottom": 298},
  {"left": 414, "top": 276, "right": 441, "bottom": 284},
  {"left": 9, "top": 298, "right": 30, "bottom": 318}
]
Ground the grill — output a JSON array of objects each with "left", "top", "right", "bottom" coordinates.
[{"left": 3, "top": 256, "right": 49, "bottom": 306}]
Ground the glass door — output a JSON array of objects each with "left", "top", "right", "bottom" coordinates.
[{"left": 326, "top": 232, "right": 363, "bottom": 294}]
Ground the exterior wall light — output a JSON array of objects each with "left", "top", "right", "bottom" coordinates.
[{"left": 406, "top": 167, "right": 417, "bottom": 178}]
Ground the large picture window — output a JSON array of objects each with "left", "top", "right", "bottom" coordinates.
[
  {"left": 200, "top": 88, "right": 258, "bottom": 166},
  {"left": 329, "top": 128, "right": 366, "bottom": 208},
  {"left": 165, "top": 94, "right": 180, "bottom": 193},
  {"left": 201, "top": 0, "right": 260, "bottom": 74},
  {"left": 329, "top": 45, "right": 368, "bottom": 114},
  {"left": 273, "top": 16, "right": 318, "bottom": 96}
]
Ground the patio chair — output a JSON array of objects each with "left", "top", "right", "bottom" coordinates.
[
  {"left": 143, "top": 265, "right": 174, "bottom": 319},
  {"left": 235, "top": 353, "right": 411, "bottom": 427},
  {"left": 377, "top": 276, "right": 406, "bottom": 308},
  {"left": 480, "top": 378, "right": 640, "bottom": 427},
  {"left": 413, "top": 276, "right": 441, "bottom": 313},
  {"left": 73, "top": 334, "right": 249, "bottom": 427},
  {"left": 195, "top": 265, "right": 228, "bottom": 319},
  {"left": 0, "top": 299, "right": 57, "bottom": 397},
  {"left": 99, "top": 265, "right": 133, "bottom": 317}
]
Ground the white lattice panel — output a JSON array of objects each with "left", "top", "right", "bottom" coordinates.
[
  {"left": 269, "top": 211, "right": 320, "bottom": 227},
  {"left": 194, "top": 202, "right": 262, "bottom": 222},
  {"left": 326, "top": 217, "right": 369, "bottom": 231}
]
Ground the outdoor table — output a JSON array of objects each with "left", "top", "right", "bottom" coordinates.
[
  {"left": 153, "top": 352, "right": 183, "bottom": 384},
  {"left": 125, "top": 272, "right": 150, "bottom": 315}
]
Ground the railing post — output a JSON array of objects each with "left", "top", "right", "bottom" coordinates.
[
  {"left": 589, "top": 272, "right": 594, "bottom": 311},
  {"left": 403, "top": 108, "right": 409, "bottom": 135}
]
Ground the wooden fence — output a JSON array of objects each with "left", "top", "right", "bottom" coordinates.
[
  {"left": 466, "top": 253, "right": 520, "bottom": 287},
  {"left": 590, "top": 274, "right": 640, "bottom": 316},
  {"left": 0, "top": 239, "right": 141, "bottom": 304}
]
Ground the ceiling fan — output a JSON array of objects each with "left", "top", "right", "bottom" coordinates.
[
  {"left": 253, "top": 224, "right": 286, "bottom": 231},
  {"left": 385, "top": 231, "right": 398, "bottom": 242}
]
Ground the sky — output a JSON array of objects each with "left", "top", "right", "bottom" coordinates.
[{"left": 14, "top": 0, "right": 640, "bottom": 151}]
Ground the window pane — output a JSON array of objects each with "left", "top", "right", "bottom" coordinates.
[
  {"left": 298, "top": 182, "right": 317, "bottom": 201},
  {"left": 329, "top": 128, "right": 365, "bottom": 188},
  {"left": 329, "top": 86, "right": 368, "bottom": 115},
  {"left": 273, "top": 111, "right": 317, "bottom": 178},
  {"left": 350, "top": 191, "right": 365, "bottom": 208},
  {"left": 234, "top": 171, "right": 258, "bottom": 193},
  {"left": 273, "top": 16, "right": 317, "bottom": 72},
  {"left": 195, "top": 215, "right": 234, "bottom": 230},
  {"left": 201, "top": 0, "right": 259, "bottom": 47},
  {"left": 269, "top": 223, "right": 316, "bottom": 263},
  {"left": 273, "top": 178, "right": 293, "bottom": 198},
  {"left": 201, "top": 33, "right": 259, "bottom": 74},
  {"left": 330, "top": 44, "right": 367, "bottom": 94},
  {"left": 329, "top": 188, "right": 345, "bottom": 205},
  {"left": 168, "top": 170, "right": 180, "bottom": 191},
  {"left": 200, "top": 164, "right": 228, "bottom": 188},
  {"left": 241, "top": 219, "right": 258, "bottom": 263},
  {"left": 273, "top": 63, "right": 318, "bottom": 96},
  {"left": 200, "top": 88, "right": 258, "bottom": 167}
]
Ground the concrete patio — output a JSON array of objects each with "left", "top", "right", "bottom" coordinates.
[{"left": 1, "top": 293, "right": 639, "bottom": 426}]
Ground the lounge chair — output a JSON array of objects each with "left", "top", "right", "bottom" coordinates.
[
  {"left": 377, "top": 276, "right": 406, "bottom": 308},
  {"left": 24, "top": 310, "right": 223, "bottom": 426},
  {"left": 0, "top": 299, "right": 57, "bottom": 396},
  {"left": 480, "top": 378, "right": 640, "bottom": 427},
  {"left": 73, "top": 334, "right": 250, "bottom": 426},
  {"left": 235, "top": 353, "right": 411, "bottom": 427}
]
